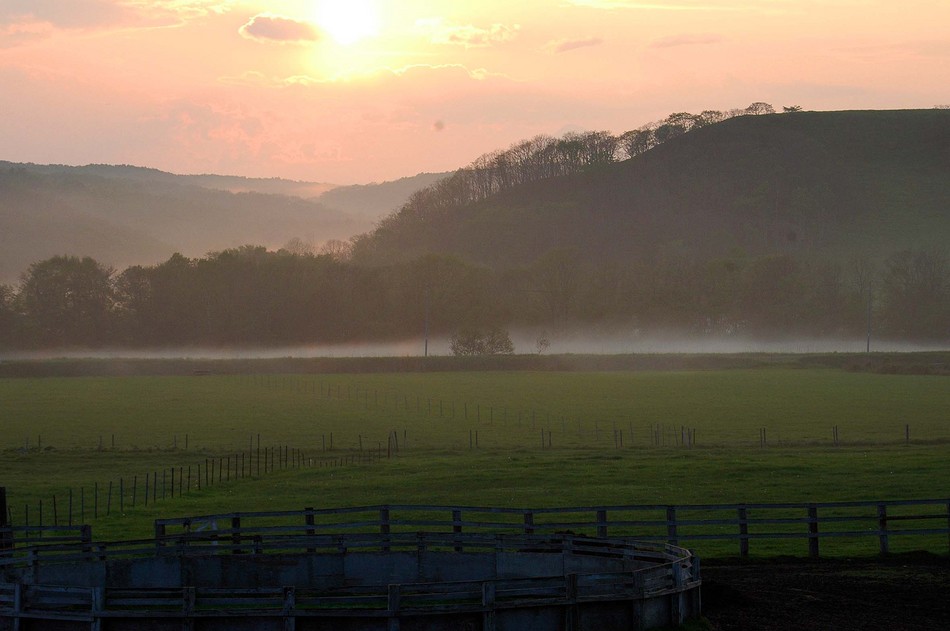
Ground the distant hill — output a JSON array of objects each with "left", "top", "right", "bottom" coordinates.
[
  {"left": 0, "top": 163, "right": 444, "bottom": 282},
  {"left": 0, "top": 162, "right": 337, "bottom": 198},
  {"left": 352, "top": 109, "right": 950, "bottom": 268},
  {"left": 316, "top": 172, "right": 450, "bottom": 222}
]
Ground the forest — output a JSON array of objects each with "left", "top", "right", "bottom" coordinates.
[
  {"left": 2, "top": 107, "right": 948, "bottom": 350},
  {"left": 0, "top": 244, "right": 946, "bottom": 349}
]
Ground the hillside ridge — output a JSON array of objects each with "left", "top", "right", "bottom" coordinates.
[{"left": 352, "top": 109, "right": 950, "bottom": 268}]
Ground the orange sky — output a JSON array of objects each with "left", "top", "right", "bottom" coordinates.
[{"left": 1, "top": 1, "right": 948, "bottom": 184}]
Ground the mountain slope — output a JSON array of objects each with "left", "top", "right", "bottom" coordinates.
[
  {"left": 0, "top": 163, "right": 454, "bottom": 283},
  {"left": 353, "top": 109, "right": 950, "bottom": 268},
  {"left": 316, "top": 172, "right": 449, "bottom": 221},
  {"left": 0, "top": 167, "right": 356, "bottom": 282}
]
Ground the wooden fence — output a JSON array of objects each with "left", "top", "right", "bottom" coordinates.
[
  {"left": 5, "top": 443, "right": 384, "bottom": 528},
  {"left": 152, "top": 499, "right": 950, "bottom": 559},
  {"left": 0, "top": 532, "right": 700, "bottom": 630},
  {"left": 3, "top": 499, "right": 948, "bottom": 564},
  {"left": 0, "top": 568, "right": 695, "bottom": 626}
]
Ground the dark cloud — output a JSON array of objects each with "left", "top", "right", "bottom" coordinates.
[{"left": 239, "top": 14, "right": 320, "bottom": 44}]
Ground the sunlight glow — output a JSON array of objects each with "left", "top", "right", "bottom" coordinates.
[{"left": 313, "top": 0, "right": 381, "bottom": 46}]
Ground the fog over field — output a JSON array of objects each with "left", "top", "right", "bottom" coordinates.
[{"left": 2, "top": 332, "right": 947, "bottom": 361}]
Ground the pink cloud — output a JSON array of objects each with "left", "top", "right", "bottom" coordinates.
[
  {"left": 416, "top": 18, "right": 520, "bottom": 49},
  {"left": 650, "top": 33, "right": 723, "bottom": 48},
  {"left": 0, "top": 0, "right": 129, "bottom": 29},
  {"left": 548, "top": 38, "right": 605, "bottom": 53},
  {"left": 239, "top": 14, "right": 320, "bottom": 44}
]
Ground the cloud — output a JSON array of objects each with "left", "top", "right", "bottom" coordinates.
[
  {"left": 0, "top": 1, "right": 234, "bottom": 45},
  {"left": 219, "top": 63, "right": 508, "bottom": 92},
  {"left": 564, "top": 0, "right": 742, "bottom": 11},
  {"left": 546, "top": 37, "right": 604, "bottom": 53},
  {"left": 239, "top": 13, "right": 319, "bottom": 44},
  {"left": 0, "top": 20, "right": 55, "bottom": 47},
  {"left": 416, "top": 18, "right": 520, "bottom": 48},
  {"left": 390, "top": 63, "right": 509, "bottom": 82},
  {"left": 218, "top": 71, "right": 335, "bottom": 88},
  {"left": 0, "top": 0, "right": 130, "bottom": 29},
  {"left": 650, "top": 33, "right": 723, "bottom": 48}
]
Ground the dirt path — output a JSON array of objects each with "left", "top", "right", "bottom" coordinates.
[{"left": 701, "top": 555, "right": 950, "bottom": 630}]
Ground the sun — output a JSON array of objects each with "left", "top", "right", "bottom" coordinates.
[{"left": 313, "top": 0, "right": 381, "bottom": 46}]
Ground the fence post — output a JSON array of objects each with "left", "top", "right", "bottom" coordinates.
[
  {"left": 452, "top": 509, "right": 463, "bottom": 552},
  {"left": 232, "top": 516, "right": 243, "bottom": 554},
  {"left": 877, "top": 503, "right": 889, "bottom": 555},
  {"left": 596, "top": 509, "right": 608, "bottom": 538},
  {"left": 81, "top": 525, "right": 93, "bottom": 557},
  {"left": 380, "top": 508, "right": 391, "bottom": 552},
  {"left": 13, "top": 582, "right": 22, "bottom": 620},
  {"left": 670, "top": 563, "right": 684, "bottom": 626},
  {"left": 738, "top": 506, "right": 750, "bottom": 558},
  {"left": 947, "top": 502, "right": 950, "bottom": 554},
  {"left": 91, "top": 586, "right": 104, "bottom": 631},
  {"left": 565, "top": 574, "right": 578, "bottom": 631},
  {"left": 183, "top": 586, "right": 196, "bottom": 619},
  {"left": 630, "top": 571, "right": 644, "bottom": 628},
  {"left": 388, "top": 584, "right": 401, "bottom": 631},
  {"left": 155, "top": 521, "right": 167, "bottom": 551},
  {"left": 482, "top": 582, "right": 497, "bottom": 631},
  {"left": 305, "top": 508, "right": 316, "bottom": 554},
  {"left": 807, "top": 505, "right": 819, "bottom": 559},
  {"left": 523, "top": 511, "right": 535, "bottom": 535},
  {"left": 283, "top": 585, "right": 296, "bottom": 631},
  {"left": 666, "top": 507, "right": 678, "bottom": 546},
  {"left": 0, "top": 487, "right": 11, "bottom": 555}
]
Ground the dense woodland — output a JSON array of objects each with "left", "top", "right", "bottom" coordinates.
[
  {"left": 0, "top": 244, "right": 946, "bottom": 349},
  {"left": 2, "top": 107, "right": 948, "bottom": 349}
]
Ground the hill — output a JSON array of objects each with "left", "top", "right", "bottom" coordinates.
[
  {"left": 316, "top": 172, "right": 449, "bottom": 222},
  {"left": 1, "top": 110, "right": 946, "bottom": 346},
  {"left": 0, "top": 166, "right": 359, "bottom": 282},
  {"left": 0, "top": 163, "right": 445, "bottom": 282},
  {"left": 352, "top": 109, "right": 950, "bottom": 268},
  {"left": 0, "top": 162, "right": 338, "bottom": 198}
]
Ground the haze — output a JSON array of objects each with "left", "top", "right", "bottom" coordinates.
[
  {"left": 2, "top": 1, "right": 949, "bottom": 185},
  {"left": 2, "top": 333, "right": 948, "bottom": 361}
]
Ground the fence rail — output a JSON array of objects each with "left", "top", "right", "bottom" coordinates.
[
  {"left": 3, "top": 499, "right": 948, "bottom": 566},
  {"left": 0, "top": 532, "right": 699, "bottom": 629},
  {"left": 154, "top": 499, "right": 950, "bottom": 559},
  {"left": 0, "top": 571, "right": 697, "bottom": 624}
]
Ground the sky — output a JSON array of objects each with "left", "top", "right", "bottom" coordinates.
[{"left": 1, "top": 1, "right": 948, "bottom": 185}]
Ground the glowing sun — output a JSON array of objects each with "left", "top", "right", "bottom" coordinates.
[{"left": 314, "top": 0, "right": 381, "bottom": 46}]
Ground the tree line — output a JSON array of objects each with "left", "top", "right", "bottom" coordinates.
[
  {"left": 0, "top": 244, "right": 946, "bottom": 350},
  {"left": 353, "top": 102, "right": 779, "bottom": 255}
]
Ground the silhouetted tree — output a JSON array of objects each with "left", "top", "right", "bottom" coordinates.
[{"left": 18, "top": 255, "right": 115, "bottom": 346}]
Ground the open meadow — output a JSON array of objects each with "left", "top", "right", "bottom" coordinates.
[{"left": 2, "top": 357, "right": 949, "bottom": 558}]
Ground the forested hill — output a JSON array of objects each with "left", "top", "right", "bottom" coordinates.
[
  {"left": 1, "top": 109, "right": 948, "bottom": 349},
  {"left": 351, "top": 109, "right": 950, "bottom": 268}
]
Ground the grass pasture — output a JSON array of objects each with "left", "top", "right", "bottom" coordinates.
[{"left": 2, "top": 362, "right": 949, "bottom": 557}]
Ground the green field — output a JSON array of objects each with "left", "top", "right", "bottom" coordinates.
[{"left": 2, "top": 363, "right": 949, "bottom": 556}]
